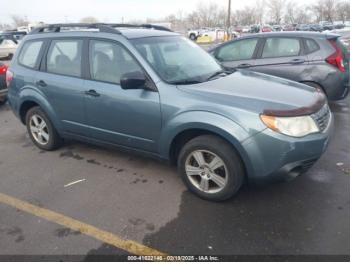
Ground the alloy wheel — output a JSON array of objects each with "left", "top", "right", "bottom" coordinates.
[
  {"left": 185, "top": 150, "right": 228, "bottom": 194},
  {"left": 29, "top": 114, "right": 50, "bottom": 145}
]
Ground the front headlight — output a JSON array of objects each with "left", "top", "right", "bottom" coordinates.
[{"left": 260, "top": 115, "right": 319, "bottom": 137}]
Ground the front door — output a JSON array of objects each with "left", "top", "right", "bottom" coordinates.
[{"left": 84, "top": 39, "right": 161, "bottom": 153}]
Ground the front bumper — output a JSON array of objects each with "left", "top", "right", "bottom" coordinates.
[{"left": 242, "top": 113, "right": 333, "bottom": 183}]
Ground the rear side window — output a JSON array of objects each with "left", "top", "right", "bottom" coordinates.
[
  {"left": 305, "top": 39, "right": 319, "bottom": 53},
  {"left": 216, "top": 38, "right": 258, "bottom": 61},
  {"left": 262, "top": 38, "right": 300, "bottom": 58},
  {"left": 18, "top": 41, "right": 43, "bottom": 68},
  {"left": 89, "top": 40, "right": 143, "bottom": 84},
  {"left": 47, "top": 39, "right": 83, "bottom": 77}
]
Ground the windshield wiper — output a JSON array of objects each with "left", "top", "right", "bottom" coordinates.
[
  {"left": 171, "top": 80, "right": 202, "bottom": 85},
  {"left": 206, "top": 69, "right": 232, "bottom": 81}
]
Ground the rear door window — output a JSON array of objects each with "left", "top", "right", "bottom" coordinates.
[
  {"left": 18, "top": 40, "right": 43, "bottom": 68},
  {"left": 46, "top": 39, "right": 83, "bottom": 77},
  {"left": 216, "top": 38, "right": 258, "bottom": 61},
  {"left": 262, "top": 38, "right": 300, "bottom": 58}
]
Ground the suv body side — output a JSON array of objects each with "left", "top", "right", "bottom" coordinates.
[{"left": 7, "top": 32, "right": 257, "bottom": 174}]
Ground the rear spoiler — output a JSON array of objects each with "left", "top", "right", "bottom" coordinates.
[{"left": 325, "top": 33, "right": 341, "bottom": 40}]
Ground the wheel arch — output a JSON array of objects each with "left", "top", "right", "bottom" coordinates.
[
  {"left": 18, "top": 89, "right": 61, "bottom": 131},
  {"left": 159, "top": 111, "right": 255, "bottom": 178}
]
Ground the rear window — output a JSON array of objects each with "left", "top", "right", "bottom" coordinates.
[
  {"left": 47, "top": 39, "right": 83, "bottom": 77},
  {"left": 18, "top": 41, "right": 43, "bottom": 68},
  {"left": 262, "top": 38, "right": 300, "bottom": 58}
]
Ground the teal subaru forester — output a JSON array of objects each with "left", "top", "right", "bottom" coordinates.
[{"left": 7, "top": 24, "right": 333, "bottom": 201}]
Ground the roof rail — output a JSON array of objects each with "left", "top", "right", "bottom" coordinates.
[
  {"left": 108, "top": 23, "right": 172, "bottom": 32},
  {"left": 29, "top": 23, "right": 122, "bottom": 34},
  {"left": 29, "top": 23, "right": 172, "bottom": 35}
]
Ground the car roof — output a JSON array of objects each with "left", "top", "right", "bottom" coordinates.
[
  {"left": 235, "top": 31, "right": 340, "bottom": 39},
  {"left": 208, "top": 31, "right": 341, "bottom": 52},
  {"left": 26, "top": 27, "right": 179, "bottom": 40}
]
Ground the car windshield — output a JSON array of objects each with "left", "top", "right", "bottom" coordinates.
[{"left": 131, "top": 36, "right": 222, "bottom": 84}]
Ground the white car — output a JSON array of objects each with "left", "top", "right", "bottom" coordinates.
[
  {"left": 187, "top": 27, "right": 210, "bottom": 40},
  {"left": 0, "top": 38, "right": 18, "bottom": 59}
]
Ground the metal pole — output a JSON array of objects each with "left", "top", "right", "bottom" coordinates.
[{"left": 226, "top": 0, "right": 231, "bottom": 40}]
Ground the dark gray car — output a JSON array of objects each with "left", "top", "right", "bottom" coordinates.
[{"left": 209, "top": 32, "right": 350, "bottom": 100}]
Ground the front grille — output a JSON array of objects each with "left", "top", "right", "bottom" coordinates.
[{"left": 311, "top": 104, "right": 331, "bottom": 132}]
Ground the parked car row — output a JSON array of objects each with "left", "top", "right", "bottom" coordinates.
[
  {"left": 5, "top": 23, "right": 337, "bottom": 201},
  {"left": 231, "top": 22, "right": 349, "bottom": 35}
]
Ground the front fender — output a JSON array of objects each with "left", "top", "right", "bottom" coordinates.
[
  {"left": 17, "top": 87, "right": 61, "bottom": 131},
  {"left": 159, "top": 110, "right": 255, "bottom": 176}
]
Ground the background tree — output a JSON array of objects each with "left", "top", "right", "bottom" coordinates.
[
  {"left": 11, "top": 15, "right": 29, "bottom": 27},
  {"left": 80, "top": 16, "right": 99, "bottom": 23},
  {"left": 267, "top": 0, "right": 286, "bottom": 24}
]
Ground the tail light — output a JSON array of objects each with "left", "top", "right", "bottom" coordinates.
[
  {"left": 326, "top": 39, "right": 345, "bottom": 72},
  {"left": 0, "top": 64, "right": 7, "bottom": 75},
  {"left": 6, "top": 69, "right": 13, "bottom": 88}
]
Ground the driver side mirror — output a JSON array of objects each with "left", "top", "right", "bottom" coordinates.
[{"left": 120, "top": 71, "right": 146, "bottom": 90}]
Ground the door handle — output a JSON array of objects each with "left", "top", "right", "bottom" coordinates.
[
  {"left": 85, "top": 89, "right": 100, "bottom": 97},
  {"left": 289, "top": 58, "right": 305, "bottom": 64},
  {"left": 237, "top": 63, "right": 252, "bottom": 68},
  {"left": 36, "top": 80, "right": 47, "bottom": 87}
]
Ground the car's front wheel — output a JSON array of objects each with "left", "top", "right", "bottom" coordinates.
[
  {"left": 178, "top": 135, "right": 244, "bottom": 201},
  {"left": 26, "top": 106, "right": 62, "bottom": 150}
]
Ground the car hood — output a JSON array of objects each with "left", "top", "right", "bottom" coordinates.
[{"left": 178, "top": 70, "right": 326, "bottom": 116}]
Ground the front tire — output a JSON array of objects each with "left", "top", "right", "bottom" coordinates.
[
  {"left": 25, "top": 106, "right": 62, "bottom": 150},
  {"left": 178, "top": 135, "right": 244, "bottom": 201}
]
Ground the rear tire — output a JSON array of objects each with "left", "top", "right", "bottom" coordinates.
[
  {"left": 25, "top": 106, "right": 62, "bottom": 151},
  {"left": 178, "top": 135, "right": 244, "bottom": 201}
]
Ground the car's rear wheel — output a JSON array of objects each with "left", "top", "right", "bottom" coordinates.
[
  {"left": 178, "top": 135, "right": 244, "bottom": 201},
  {"left": 26, "top": 106, "right": 62, "bottom": 150}
]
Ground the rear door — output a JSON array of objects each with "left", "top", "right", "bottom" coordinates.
[
  {"left": 213, "top": 38, "right": 260, "bottom": 70},
  {"left": 35, "top": 38, "right": 88, "bottom": 136},
  {"left": 253, "top": 36, "right": 308, "bottom": 81}
]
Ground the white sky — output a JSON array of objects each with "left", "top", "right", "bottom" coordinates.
[{"left": 0, "top": 0, "right": 317, "bottom": 25}]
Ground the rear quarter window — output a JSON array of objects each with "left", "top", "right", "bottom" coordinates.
[
  {"left": 304, "top": 39, "right": 320, "bottom": 54},
  {"left": 18, "top": 40, "right": 44, "bottom": 68}
]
